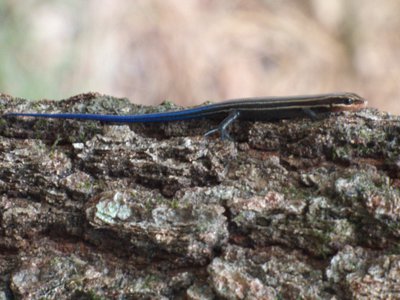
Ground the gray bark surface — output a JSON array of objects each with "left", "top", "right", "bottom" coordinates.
[{"left": 1, "top": 92, "right": 400, "bottom": 299}]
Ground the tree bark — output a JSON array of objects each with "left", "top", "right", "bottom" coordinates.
[{"left": 1, "top": 92, "right": 400, "bottom": 299}]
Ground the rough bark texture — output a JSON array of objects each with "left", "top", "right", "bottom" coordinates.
[{"left": 1, "top": 92, "right": 400, "bottom": 299}]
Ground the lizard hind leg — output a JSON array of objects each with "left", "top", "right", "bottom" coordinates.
[{"left": 204, "top": 110, "right": 240, "bottom": 141}]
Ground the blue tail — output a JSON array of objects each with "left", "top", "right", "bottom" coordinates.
[{"left": 4, "top": 106, "right": 213, "bottom": 123}]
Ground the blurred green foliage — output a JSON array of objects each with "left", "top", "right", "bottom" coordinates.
[{"left": 0, "top": 0, "right": 77, "bottom": 100}]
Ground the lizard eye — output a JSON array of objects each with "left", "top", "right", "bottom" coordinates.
[{"left": 344, "top": 98, "right": 354, "bottom": 105}]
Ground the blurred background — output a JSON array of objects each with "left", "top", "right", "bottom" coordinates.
[{"left": 0, "top": 0, "right": 399, "bottom": 112}]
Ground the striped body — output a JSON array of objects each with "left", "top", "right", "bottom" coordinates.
[{"left": 6, "top": 92, "right": 366, "bottom": 123}]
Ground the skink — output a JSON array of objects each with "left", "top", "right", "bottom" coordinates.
[{"left": 5, "top": 92, "right": 367, "bottom": 139}]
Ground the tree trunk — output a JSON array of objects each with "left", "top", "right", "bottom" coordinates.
[{"left": 1, "top": 92, "right": 400, "bottom": 299}]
